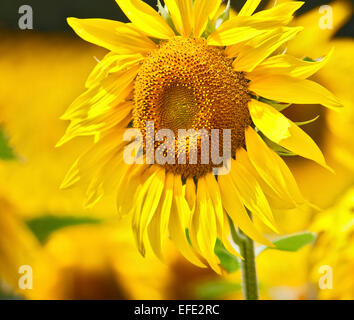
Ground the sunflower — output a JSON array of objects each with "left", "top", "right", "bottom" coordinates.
[
  {"left": 24, "top": 222, "right": 172, "bottom": 300},
  {"left": 0, "top": 32, "right": 108, "bottom": 218},
  {"left": 310, "top": 188, "right": 354, "bottom": 300},
  {"left": 0, "top": 196, "right": 41, "bottom": 291},
  {"left": 59, "top": 0, "right": 341, "bottom": 273},
  {"left": 284, "top": 0, "right": 354, "bottom": 209},
  {"left": 249, "top": 0, "right": 354, "bottom": 234},
  {"left": 0, "top": 196, "right": 173, "bottom": 300}
]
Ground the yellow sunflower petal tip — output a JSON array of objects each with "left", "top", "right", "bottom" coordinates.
[
  {"left": 266, "top": 239, "right": 276, "bottom": 248},
  {"left": 55, "top": 133, "right": 72, "bottom": 148},
  {"left": 271, "top": 222, "right": 282, "bottom": 235},
  {"left": 308, "top": 202, "right": 322, "bottom": 212},
  {"left": 66, "top": 17, "right": 79, "bottom": 30},
  {"left": 324, "top": 164, "right": 335, "bottom": 174},
  {"left": 55, "top": 137, "right": 66, "bottom": 148}
]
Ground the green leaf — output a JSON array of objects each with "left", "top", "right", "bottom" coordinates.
[
  {"left": 202, "top": 18, "right": 216, "bottom": 38},
  {"left": 256, "top": 232, "right": 317, "bottom": 256},
  {"left": 303, "top": 57, "right": 316, "bottom": 62},
  {"left": 26, "top": 215, "right": 101, "bottom": 244},
  {"left": 0, "top": 283, "right": 24, "bottom": 300},
  {"left": 295, "top": 115, "right": 320, "bottom": 127},
  {"left": 185, "top": 228, "right": 192, "bottom": 245},
  {"left": 258, "top": 97, "right": 292, "bottom": 112},
  {"left": 214, "top": 239, "right": 240, "bottom": 273},
  {"left": 260, "top": 133, "right": 297, "bottom": 157},
  {"left": 0, "top": 127, "right": 16, "bottom": 160},
  {"left": 195, "top": 280, "right": 241, "bottom": 300},
  {"left": 0, "top": 291, "right": 23, "bottom": 300}
]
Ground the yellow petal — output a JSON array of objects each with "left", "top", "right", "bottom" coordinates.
[
  {"left": 250, "top": 47, "right": 334, "bottom": 79},
  {"left": 116, "top": 164, "right": 148, "bottom": 216},
  {"left": 249, "top": 99, "right": 331, "bottom": 170},
  {"left": 64, "top": 101, "right": 131, "bottom": 145},
  {"left": 249, "top": 100, "right": 292, "bottom": 141},
  {"left": 317, "top": 40, "right": 354, "bottom": 116},
  {"left": 60, "top": 158, "right": 80, "bottom": 189},
  {"left": 193, "top": 0, "right": 221, "bottom": 37},
  {"left": 238, "top": 0, "right": 262, "bottom": 16},
  {"left": 253, "top": 1, "right": 304, "bottom": 24},
  {"left": 287, "top": 0, "right": 352, "bottom": 57},
  {"left": 132, "top": 168, "right": 165, "bottom": 255},
  {"left": 249, "top": 74, "right": 342, "bottom": 109},
  {"left": 147, "top": 201, "right": 165, "bottom": 260},
  {"left": 109, "top": 54, "right": 144, "bottom": 73},
  {"left": 85, "top": 53, "right": 143, "bottom": 89},
  {"left": 218, "top": 172, "right": 274, "bottom": 246},
  {"left": 132, "top": 167, "right": 165, "bottom": 255},
  {"left": 85, "top": 53, "right": 118, "bottom": 88},
  {"left": 169, "top": 175, "right": 206, "bottom": 268},
  {"left": 61, "top": 130, "right": 129, "bottom": 207},
  {"left": 204, "top": 173, "right": 224, "bottom": 231},
  {"left": 60, "top": 102, "right": 132, "bottom": 144},
  {"left": 67, "top": 18, "right": 157, "bottom": 53},
  {"left": 236, "top": 147, "right": 297, "bottom": 210},
  {"left": 203, "top": 175, "right": 244, "bottom": 262},
  {"left": 233, "top": 26, "right": 303, "bottom": 72},
  {"left": 115, "top": 0, "right": 175, "bottom": 39},
  {"left": 230, "top": 158, "right": 280, "bottom": 233},
  {"left": 185, "top": 177, "right": 196, "bottom": 213},
  {"left": 60, "top": 64, "right": 138, "bottom": 122},
  {"left": 165, "top": 0, "right": 193, "bottom": 36},
  {"left": 221, "top": 214, "right": 243, "bottom": 259},
  {"left": 84, "top": 178, "right": 105, "bottom": 209},
  {"left": 159, "top": 173, "right": 174, "bottom": 239},
  {"left": 225, "top": 42, "right": 246, "bottom": 58},
  {"left": 245, "top": 127, "right": 306, "bottom": 208},
  {"left": 148, "top": 172, "right": 174, "bottom": 259},
  {"left": 207, "top": 15, "right": 289, "bottom": 46},
  {"left": 193, "top": 177, "right": 221, "bottom": 273}
]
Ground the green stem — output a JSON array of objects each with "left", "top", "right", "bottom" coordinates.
[{"left": 228, "top": 216, "right": 259, "bottom": 300}]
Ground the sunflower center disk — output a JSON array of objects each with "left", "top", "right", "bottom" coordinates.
[
  {"left": 133, "top": 37, "right": 251, "bottom": 178},
  {"left": 160, "top": 85, "right": 198, "bottom": 132}
]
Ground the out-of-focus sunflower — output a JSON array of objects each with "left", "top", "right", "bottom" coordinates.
[
  {"left": 228, "top": 0, "right": 354, "bottom": 300},
  {"left": 256, "top": 246, "right": 312, "bottom": 299},
  {"left": 0, "top": 32, "right": 115, "bottom": 218},
  {"left": 24, "top": 222, "right": 171, "bottom": 300},
  {"left": 285, "top": 0, "right": 354, "bottom": 209},
  {"left": 0, "top": 28, "right": 228, "bottom": 301},
  {"left": 256, "top": 0, "right": 354, "bottom": 233},
  {"left": 0, "top": 199, "right": 174, "bottom": 300},
  {"left": 59, "top": 0, "right": 341, "bottom": 273},
  {"left": 0, "top": 33, "right": 179, "bottom": 300},
  {"left": 0, "top": 196, "right": 42, "bottom": 292},
  {"left": 310, "top": 188, "right": 354, "bottom": 300}
]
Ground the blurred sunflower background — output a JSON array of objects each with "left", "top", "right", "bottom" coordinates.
[{"left": 0, "top": 0, "right": 353, "bottom": 300}]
